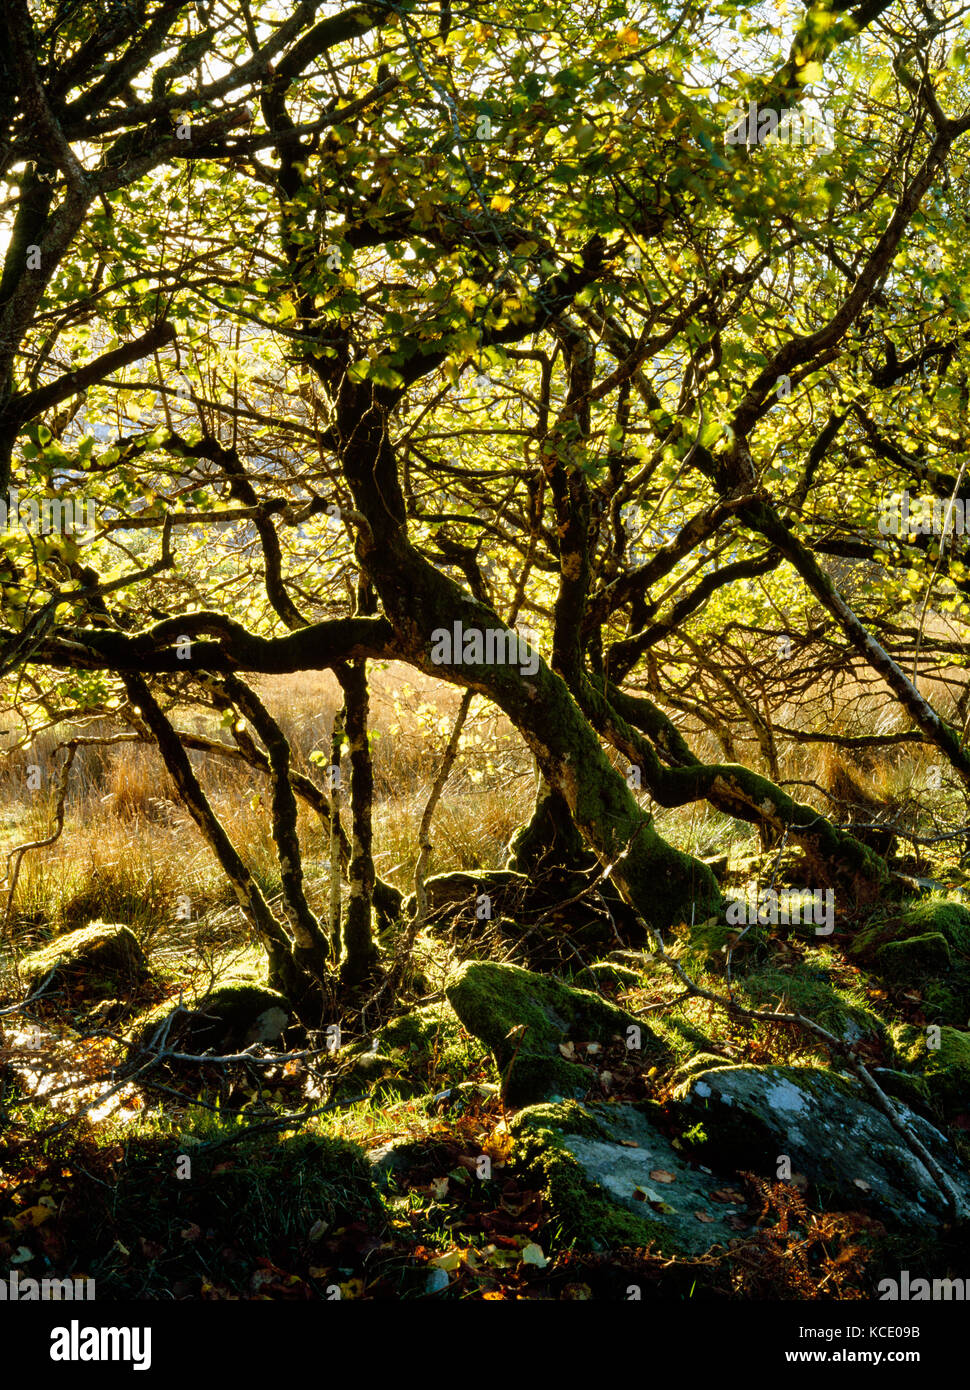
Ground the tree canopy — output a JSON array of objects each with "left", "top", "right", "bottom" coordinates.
[{"left": 3, "top": 0, "right": 970, "bottom": 1009}]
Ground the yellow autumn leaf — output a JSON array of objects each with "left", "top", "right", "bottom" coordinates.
[
  {"left": 490, "top": 194, "right": 512, "bottom": 212},
  {"left": 430, "top": 1249, "right": 462, "bottom": 1271},
  {"left": 10, "top": 1204, "right": 53, "bottom": 1231}
]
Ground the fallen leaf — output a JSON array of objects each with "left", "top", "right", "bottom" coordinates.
[
  {"left": 10, "top": 1205, "right": 53, "bottom": 1231},
  {"left": 520, "top": 1242, "right": 547, "bottom": 1268},
  {"left": 430, "top": 1250, "right": 461, "bottom": 1272},
  {"left": 694, "top": 1211, "right": 715, "bottom": 1222},
  {"left": 649, "top": 1170, "right": 676, "bottom": 1183},
  {"left": 558, "top": 1042, "right": 576, "bottom": 1059}
]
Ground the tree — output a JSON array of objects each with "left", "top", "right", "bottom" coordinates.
[{"left": 3, "top": 0, "right": 970, "bottom": 1024}]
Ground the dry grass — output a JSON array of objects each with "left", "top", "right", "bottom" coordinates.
[
  {"left": 0, "top": 667, "right": 533, "bottom": 963},
  {"left": 2, "top": 651, "right": 967, "bottom": 967}
]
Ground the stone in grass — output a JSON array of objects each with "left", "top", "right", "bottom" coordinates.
[
  {"left": 572, "top": 961, "right": 643, "bottom": 991},
  {"left": 128, "top": 981, "right": 291, "bottom": 1062},
  {"left": 20, "top": 922, "right": 149, "bottom": 1004},
  {"left": 445, "top": 960, "right": 667, "bottom": 1106},
  {"left": 873, "top": 933, "right": 952, "bottom": 981},
  {"left": 892, "top": 1024, "right": 970, "bottom": 1120},
  {"left": 849, "top": 900, "right": 970, "bottom": 1026},
  {"left": 335, "top": 1001, "right": 488, "bottom": 1102},
  {"left": 366, "top": 1136, "right": 455, "bottom": 1192},
  {"left": 850, "top": 900, "right": 970, "bottom": 980},
  {"left": 510, "top": 1099, "right": 753, "bottom": 1255},
  {"left": 673, "top": 1064, "right": 970, "bottom": 1230},
  {"left": 100, "top": 1129, "right": 382, "bottom": 1297}
]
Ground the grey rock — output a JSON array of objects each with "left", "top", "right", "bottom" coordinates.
[
  {"left": 511, "top": 1100, "right": 754, "bottom": 1255},
  {"left": 675, "top": 1064, "right": 970, "bottom": 1229}
]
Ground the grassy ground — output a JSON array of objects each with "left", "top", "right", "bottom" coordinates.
[{"left": 2, "top": 670, "right": 970, "bottom": 1298}]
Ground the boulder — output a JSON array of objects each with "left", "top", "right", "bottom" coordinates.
[
  {"left": 738, "top": 960, "right": 885, "bottom": 1046},
  {"left": 21, "top": 922, "right": 149, "bottom": 1004},
  {"left": 445, "top": 960, "right": 667, "bottom": 1105},
  {"left": 850, "top": 899, "right": 970, "bottom": 1025},
  {"left": 128, "top": 981, "right": 290, "bottom": 1061},
  {"left": 572, "top": 961, "right": 642, "bottom": 991},
  {"left": 366, "top": 1137, "right": 455, "bottom": 1192},
  {"left": 336, "top": 1002, "right": 488, "bottom": 1100},
  {"left": 892, "top": 1024, "right": 970, "bottom": 1120},
  {"left": 674, "top": 1064, "right": 970, "bottom": 1229},
  {"left": 94, "top": 1128, "right": 382, "bottom": 1296},
  {"left": 511, "top": 1099, "right": 754, "bottom": 1254},
  {"left": 873, "top": 933, "right": 952, "bottom": 980}
]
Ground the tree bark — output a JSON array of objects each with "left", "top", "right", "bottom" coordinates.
[{"left": 335, "top": 659, "right": 380, "bottom": 987}]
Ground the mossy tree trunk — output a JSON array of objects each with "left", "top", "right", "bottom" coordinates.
[{"left": 322, "top": 379, "right": 723, "bottom": 935}]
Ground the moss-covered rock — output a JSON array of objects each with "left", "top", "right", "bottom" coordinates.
[
  {"left": 669, "top": 1051, "right": 736, "bottom": 1087},
  {"left": 891, "top": 1023, "right": 970, "bottom": 1119},
  {"left": 869, "top": 1067, "right": 933, "bottom": 1116},
  {"left": 128, "top": 981, "right": 290, "bottom": 1061},
  {"left": 899, "top": 900, "right": 970, "bottom": 951},
  {"left": 510, "top": 1099, "right": 754, "bottom": 1255},
  {"left": 673, "top": 1064, "right": 970, "bottom": 1229},
  {"left": 737, "top": 961, "right": 886, "bottom": 1045},
  {"left": 873, "top": 933, "right": 952, "bottom": 981},
  {"left": 572, "top": 961, "right": 643, "bottom": 991},
  {"left": 686, "top": 913, "right": 768, "bottom": 971},
  {"left": 850, "top": 899, "right": 970, "bottom": 959},
  {"left": 21, "top": 922, "right": 149, "bottom": 1005},
  {"left": 71, "top": 1125, "right": 381, "bottom": 1297},
  {"left": 849, "top": 899, "right": 970, "bottom": 1025},
  {"left": 338, "top": 1002, "right": 490, "bottom": 1099},
  {"left": 445, "top": 961, "right": 667, "bottom": 1105}
]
